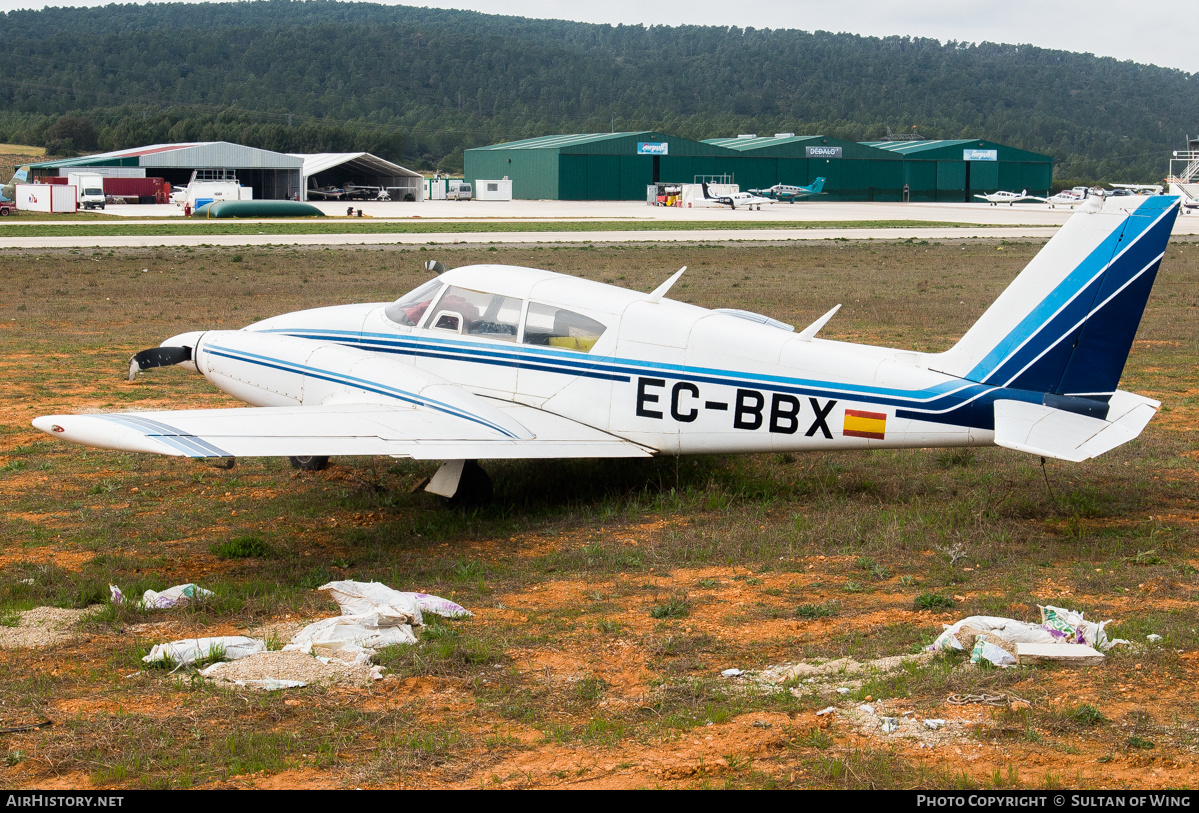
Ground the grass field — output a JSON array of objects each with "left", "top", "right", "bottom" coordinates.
[{"left": 0, "top": 238, "right": 1196, "bottom": 789}]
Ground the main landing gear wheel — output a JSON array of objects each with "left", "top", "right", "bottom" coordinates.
[
  {"left": 289, "top": 455, "right": 330, "bottom": 471},
  {"left": 448, "top": 460, "right": 492, "bottom": 508}
]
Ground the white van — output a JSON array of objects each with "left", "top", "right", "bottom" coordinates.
[{"left": 447, "top": 180, "right": 473, "bottom": 201}]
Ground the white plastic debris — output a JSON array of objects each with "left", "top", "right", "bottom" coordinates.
[
  {"left": 318, "top": 580, "right": 472, "bottom": 622},
  {"left": 880, "top": 716, "right": 898, "bottom": 733},
  {"left": 859, "top": 704, "right": 875, "bottom": 715},
  {"left": 924, "top": 719, "right": 946, "bottom": 730},
  {"left": 970, "top": 635, "right": 1017, "bottom": 667},
  {"left": 836, "top": 687, "right": 851, "bottom": 695},
  {"left": 111, "top": 583, "right": 213, "bottom": 610},
  {"left": 282, "top": 581, "right": 471, "bottom": 664},
  {"left": 283, "top": 614, "right": 418, "bottom": 664},
  {"left": 816, "top": 707, "right": 836, "bottom": 716},
  {"left": 1147, "top": 634, "right": 1163, "bottom": 643},
  {"left": 928, "top": 605, "right": 1129, "bottom": 659},
  {"left": 721, "top": 668, "right": 743, "bottom": 677},
  {"left": 143, "top": 636, "right": 264, "bottom": 667}
]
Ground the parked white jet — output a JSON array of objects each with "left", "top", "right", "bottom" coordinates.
[
  {"left": 748, "top": 177, "right": 827, "bottom": 203},
  {"left": 34, "top": 196, "right": 1179, "bottom": 504},
  {"left": 974, "top": 188, "right": 1036, "bottom": 206},
  {"left": 701, "top": 183, "right": 773, "bottom": 210}
]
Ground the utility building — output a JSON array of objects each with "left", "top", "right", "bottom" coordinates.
[
  {"left": 26, "top": 142, "right": 304, "bottom": 200},
  {"left": 862, "top": 139, "right": 1053, "bottom": 202}
]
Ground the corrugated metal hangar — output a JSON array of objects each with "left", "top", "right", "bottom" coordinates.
[
  {"left": 465, "top": 133, "right": 1053, "bottom": 202},
  {"left": 27, "top": 142, "right": 305, "bottom": 200},
  {"left": 290, "top": 153, "right": 425, "bottom": 201},
  {"left": 26, "top": 142, "right": 426, "bottom": 202}
]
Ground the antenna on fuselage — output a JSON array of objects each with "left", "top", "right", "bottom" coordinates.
[
  {"left": 424, "top": 260, "right": 445, "bottom": 274},
  {"left": 644, "top": 267, "right": 686, "bottom": 304}
]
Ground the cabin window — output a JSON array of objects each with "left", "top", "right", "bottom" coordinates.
[
  {"left": 384, "top": 279, "right": 443, "bottom": 327},
  {"left": 433, "top": 286, "right": 522, "bottom": 342},
  {"left": 522, "top": 303, "right": 607, "bottom": 352}
]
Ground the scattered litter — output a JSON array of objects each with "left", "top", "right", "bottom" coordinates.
[
  {"left": 859, "top": 704, "right": 875, "bottom": 715},
  {"left": 816, "top": 707, "right": 836, "bottom": 716},
  {"left": 111, "top": 583, "right": 213, "bottom": 610},
  {"left": 930, "top": 604, "right": 1127, "bottom": 668},
  {"left": 721, "top": 668, "right": 743, "bottom": 677},
  {"left": 880, "top": 716, "right": 898, "bottom": 733},
  {"left": 1147, "top": 634, "right": 1163, "bottom": 643},
  {"left": 836, "top": 687, "right": 851, "bottom": 695},
  {"left": 138, "top": 580, "right": 471, "bottom": 689},
  {"left": 924, "top": 719, "right": 946, "bottom": 730},
  {"left": 143, "top": 636, "right": 264, "bottom": 667}
]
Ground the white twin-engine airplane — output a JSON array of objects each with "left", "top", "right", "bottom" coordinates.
[
  {"left": 700, "top": 183, "right": 774, "bottom": 210},
  {"left": 34, "top": 195, "right": 1179, "bottom": 505},
  {"left": 974, "top": 188, "right": 1037, "bottom": 206}
]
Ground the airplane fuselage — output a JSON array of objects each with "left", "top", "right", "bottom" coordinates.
[{"left": 195, "top": 265, "right": 1024, "bottom": 459}]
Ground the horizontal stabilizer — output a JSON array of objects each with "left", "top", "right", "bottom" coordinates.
[{"left": 993, "top": 391, "right": 1159, "bottom": 463}]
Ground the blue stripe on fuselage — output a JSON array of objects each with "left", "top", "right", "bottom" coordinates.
[{"left": 261, "top": 328, "right": 1010, "bottom": 428}]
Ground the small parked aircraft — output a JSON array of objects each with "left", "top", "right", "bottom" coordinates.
[
  {"left": 700, "top": 183, "right": 773, "bottom": 210},
  {"left": 307, "top": 184, "right": 346, "bottom": 200},
  {"left": 974, "top": 188, "right": 1037, "bottom": 206},
  {"left": 749, "top": 177, "right": 827, "bottom": 202},
  {"left": 1036, "top": 187, "right": 1091, "bottom": 209},
  {"left": 344, "top": 184, "right": 391, "bottom": 201},
  {"left": 34, "top": 195, "right": 1180, "bottom": 505}
]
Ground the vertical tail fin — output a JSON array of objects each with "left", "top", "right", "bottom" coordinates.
[
  {"left": 808, "top": 177, "right": 825, "bottom": 194},
  {"left": 929, "top": 195, "right": 1179, "bottom": 399},
  {"left": 1, "top": 165, "right": 30, "bottom": 202}
]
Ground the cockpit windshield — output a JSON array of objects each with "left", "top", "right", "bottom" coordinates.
[{"left": 384, "top": 279, "right": 443, "bottom": 327}]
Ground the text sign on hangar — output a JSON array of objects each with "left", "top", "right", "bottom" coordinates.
[
  {"left": 805, "top": 146, "right": 842, "bottom": 158},
  {"left": 637, "top": 142, "right": 669, "bottom": 155},
  {"left": 964, "top": 149, "right": 998, "bottom": 161}
]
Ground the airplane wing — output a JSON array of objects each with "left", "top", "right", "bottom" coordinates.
[{"left": 34, "top": 401, "right": 654, "bottom": 461}]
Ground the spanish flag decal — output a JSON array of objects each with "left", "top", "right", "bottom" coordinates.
[{"left": 843, "top": 409, "right": 886, "bottom": 440}]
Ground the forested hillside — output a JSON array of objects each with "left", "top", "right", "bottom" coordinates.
[{"left": 0, "top": 0, "right": 1193, "bottom": 181}]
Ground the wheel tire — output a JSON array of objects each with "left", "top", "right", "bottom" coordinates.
[
  {"left": 289, "top": 455, "right": 330, "bottom": 471},
  {"left": 447, "top": 460, "right": 492, "bottom": 508},
  {"left": 0, "top": 208, "right": 8, "bottom": 216}
]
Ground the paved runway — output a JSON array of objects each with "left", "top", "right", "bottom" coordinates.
[
  {"left": 4, "top": 199, "right": 1197, "bottom": 248},
  {"left": 0, "top": 226, "right": 1062, "bottom": 249}
]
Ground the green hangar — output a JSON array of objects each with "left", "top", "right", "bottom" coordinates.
[
  {"left": 862, "top": 139, "right": 1053, "bottom": 203},
  {"left": 464, "top": 133, "right": 1053, "bottom": 202}
]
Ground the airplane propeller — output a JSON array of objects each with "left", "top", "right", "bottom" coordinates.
[{"left": 128, "top": 346, "right": 192, "bottom": 381}]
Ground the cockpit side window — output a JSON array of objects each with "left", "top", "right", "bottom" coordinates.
[
  {"left": 522, "top": 303, "right": 607, "bottom": 352},
  {"left": 384, "top": 279, "right": 443, "bottom": 327},
  {"left": 432, "top": 286, "right": 522, "bottom": 342}
]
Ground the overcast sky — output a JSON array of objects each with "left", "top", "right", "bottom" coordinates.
[{"left": 2, "top": 0, "right": 1195, "bottom": 73}]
